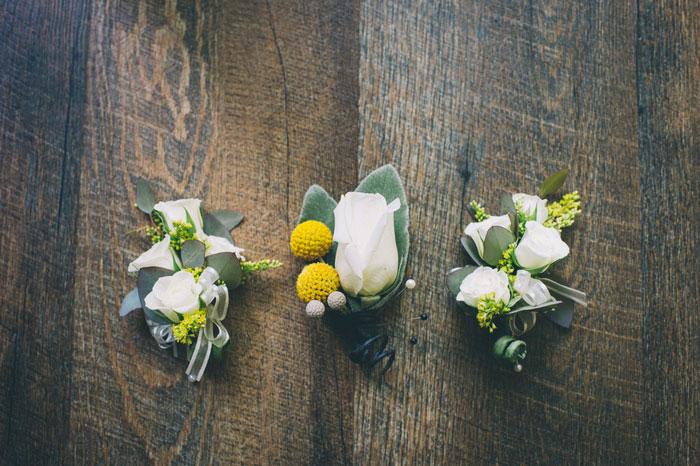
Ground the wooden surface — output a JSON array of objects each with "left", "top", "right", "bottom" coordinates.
[{"left": 1, "top": 0, "right": 698, "bottom": 464}]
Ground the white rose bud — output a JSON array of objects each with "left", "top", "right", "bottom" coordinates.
[
  {"left": 456, "top": 266, "right": 510, "bottom": 308},
  {"left": 144, "top": 270, "right": 203, "bottom": 321},
  {"left": 514, "top": 221, "right": 569, "bottom": 273},
  {"left": 154, "top": 198, "right": 206, "bottom": 239},
  {"left": 127, "top": 235, "right": 181, "bottom": 273},
  {"left": 205, "top": 235, "right": 245, "bottom": 260},
  {"left": 333, "top": 192, "right": 400, "bottom": 297},
  {"left": 513, "top": 270, "right": 552, "bottom": 306},
  {"left": 463, "top": 214, "right": 512, "bottom": 257},
  {"left": 512, "top": 193, "right": 548, "bottom": 224}
]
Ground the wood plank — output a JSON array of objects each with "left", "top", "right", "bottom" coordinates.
[
  {"left": 356, "top": 1, "right": 643, "bottom": 463},
  {"left": 0, "top": 0, "right": 88, "bottom": 463},
  {"left": 65, "top": 0, "right": 358, "bottom": 463},
  {"left": 637, "top": 1, "right": 700, "bottom": 463}
]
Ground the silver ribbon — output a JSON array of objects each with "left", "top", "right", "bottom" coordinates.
[
  {"left": 185, "top": 267, "right": 230, "bottom": 382},
  {"left": 145, "top": 316, "right": 176, "bottom": 349},
  {"left": 509, "top": 311, "right": 537, "bottom": 337}
]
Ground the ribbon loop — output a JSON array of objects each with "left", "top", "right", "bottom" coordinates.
[{"left": 185, "top": 268, "right": 230, "bottom": 382}]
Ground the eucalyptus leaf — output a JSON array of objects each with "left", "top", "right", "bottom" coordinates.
[
  {"left": 500, "top": 193, "right": 516, "bottom": 216},
  {"left": 203, "top": 213, "right": 235, "bottom": 245},
  {"left": 143, "top": 306, "right": 173, "bottom": 325},
  {"left": 542, "top": 297, "right": 575, "bottom": 328},
  {"left": 137, "top": 267, "right": 175, "bottom": 324},
  {"left": 460, "top": 236, "right": 486, "bottom": 266},
  {"left": 137, "top": 267, "right": 174, "bottom": 308},
  {"left": 539, "top": 169, "right": 569, "bottom": 197},
  {"left": 482, "top": 226, "right": 515, "bottom": 266},
  {"left": 206, "top": 252, "right": 241, "bottom": 290},
  {"left": 120, "top": 288, "right": 141, "bottom": 317},
  {"left": 209, "top": 210, "right": 243, "bottom": 231},
  {"left": 446, "top": 266, "right": 478, "bottom": 297},
  {"left": 298, "top": 184, "right": 338, "bottom": 263},
  {"left": 540, "top": 278, "right": 587, "bottom": 305},
  {"left": 354, "top": 165, "right": 410, "bottom": 311},
  {"left": 136, "top": 178, "right": 156, "bottom": 214},
  {"left": 181, "top": 240, "right": 206, "bottom": 269}
]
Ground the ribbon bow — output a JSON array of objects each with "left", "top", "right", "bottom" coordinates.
[{"left": 185, "top": 267, "right": 230, "bottom": 382}]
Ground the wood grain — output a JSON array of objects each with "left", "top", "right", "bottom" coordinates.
[
  {"left": 0, "top": 0, "right": 88, "bottom": 463},
  {"left": 0, "top": 0, "right": 698, "bottom": 464},
  {"left": 637, "top": 0, "right": 700, "bottom": 463}
]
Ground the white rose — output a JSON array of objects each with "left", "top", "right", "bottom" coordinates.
[
  {"left": 154, "top": 198, "right": 206, "bottom": 238},
  {"left": 513, "top": 193, "right": 548, "bottom": 223},
  {"left": 127, "top": 235, "right": 181, "bottom": 273},
  {"left": 457, "top": 266, "right": 510, "bottom": 307},
  {"left": 144, "top": 270, "right": 202, "bottom": 321},
  {"left": 513, "top": 270, "right": 552, "bottom": 306},
  {"left": 464, "top": 214, "right": 512, "bottom": 257},
  {"left": 333, "top": 192, "right": 400, "bottom": 296},
  {"left": 206, "top": 235, "right": 245, "bottom": 260},
  {"left": 514, "top": 221, "right": 569, "bottom": 272}
]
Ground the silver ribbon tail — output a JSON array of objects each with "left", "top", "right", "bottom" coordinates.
[{"left": 185, "top": 267, "right": 230, "bottom": 382}]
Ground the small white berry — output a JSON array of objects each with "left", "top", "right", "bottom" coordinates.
[
  {"left": 326, "top": 291, "right": 347, "bottom": 310},
  {"left": 305, "top": 300, "right": 326, "bottom": 318},
  {"left": 514, "top": 363, "right": 523, "bottom": 373},
  {"left": 405, "top": 279, "right": 416, "bottom": 289}
]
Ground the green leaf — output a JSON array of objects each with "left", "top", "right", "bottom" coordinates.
[
  {"left": 206, "top": 252, "right": 242, "bottom": 290},
  {"left": 298, "top": 185, "right": 338, "bottom": 263},
  {"left": 446, "top": 266, "right": 478, "bottom": 315},
  {"left": 136, "top": 178, "right": 156, "bottom": 214},
  {"left": 137, "top": 267, "right": 175, "bottom": 324},
  {"left": 209, "top": 210, "right": 243, "bottom": 231},
  {"left": 508, "top": 298, "right": 563, "bottom": 314},
  {"left": 542, "top": 298, "right": 575, "bottom": 328},
  {"left": 539, "top": 169, "right": 569, "bottom": 197},
  {"left": 120, "top": 288, "right": 141, "bottom": 317},
  {"left": 354, "top": 165, "right": 410, "bottom": 311},
  {"left": 203, "top": 213, "right": 235, "bottom": 245},
  {"left": 181, "top": 240, "right": 205, "bottom": 269},
  {"left": 446, "top": 266, "right": 478, "bottom": 297},
  {"left": 482, "top": 226, "right": 515, "bottom": 266},
  {"left": 460, "top": 236, "right": 486, "bottom": 266},
  {"left": 143, "top": 306, "right": 173, "bottom": 325},
  {"left": 500, "top": 193, "right": 516, "bottom": 216},
  {"left": 540, "top": 277, "right": 587, "bottom": 306}
]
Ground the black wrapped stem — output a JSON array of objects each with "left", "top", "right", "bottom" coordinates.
[{"left": 326, "top": 309, "right": 395, "bottom": 375}]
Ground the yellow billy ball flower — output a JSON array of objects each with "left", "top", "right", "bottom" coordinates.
[
  {"left": 296, "top": 263, "right": 340, "bottom": 303},
  {"left": 290, "top": 220, "right": 333, "bottom": 261}
]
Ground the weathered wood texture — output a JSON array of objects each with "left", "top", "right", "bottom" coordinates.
[{"left": 0, "top": 0, "right": 698, "bottom": 464}]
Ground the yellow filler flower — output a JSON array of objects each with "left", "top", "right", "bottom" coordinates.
[
  {"left": 290, "top": 220, "right": 333, "bottom": 261},
  {"left": 296, "top": 263, "right": 340, "bottom": 303}
]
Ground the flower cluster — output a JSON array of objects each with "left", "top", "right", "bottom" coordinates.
[
  {"left": 121, "top": 180, "right": 280, "bottom": 382},
  {"left": 448, "top": 170, "right": 586, "bottom": 371},
  {"left": 289, "top": 165, "right": 413, "bottom": 374},
  {"left": 290, "top": 191, "right": 401, "bottom": 317}
]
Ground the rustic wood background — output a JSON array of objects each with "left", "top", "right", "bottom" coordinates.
[{"left": 1, "top": 0, "right": 699, "bottom": 464}]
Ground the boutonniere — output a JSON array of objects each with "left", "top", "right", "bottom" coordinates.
[
  {"left": 447, "top": 170, "right": 586, "bottom": 372},
  {"left": 120, "top": 180, "right": 281, "bottom": 382},
  {"left": 290, "top": 165, "right": 414, "bottom": 374}
]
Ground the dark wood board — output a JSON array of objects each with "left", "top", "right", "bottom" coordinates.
[{"left": 0, "top": 0, "right": 697, "bottom": 464}]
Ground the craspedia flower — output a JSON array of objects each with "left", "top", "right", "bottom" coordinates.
[
  {"left": 296, "top": 262, "right": 340, "bottom": 303},
  {"left": 290, "top": 220, "right": 333, "bottom": 261}
]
